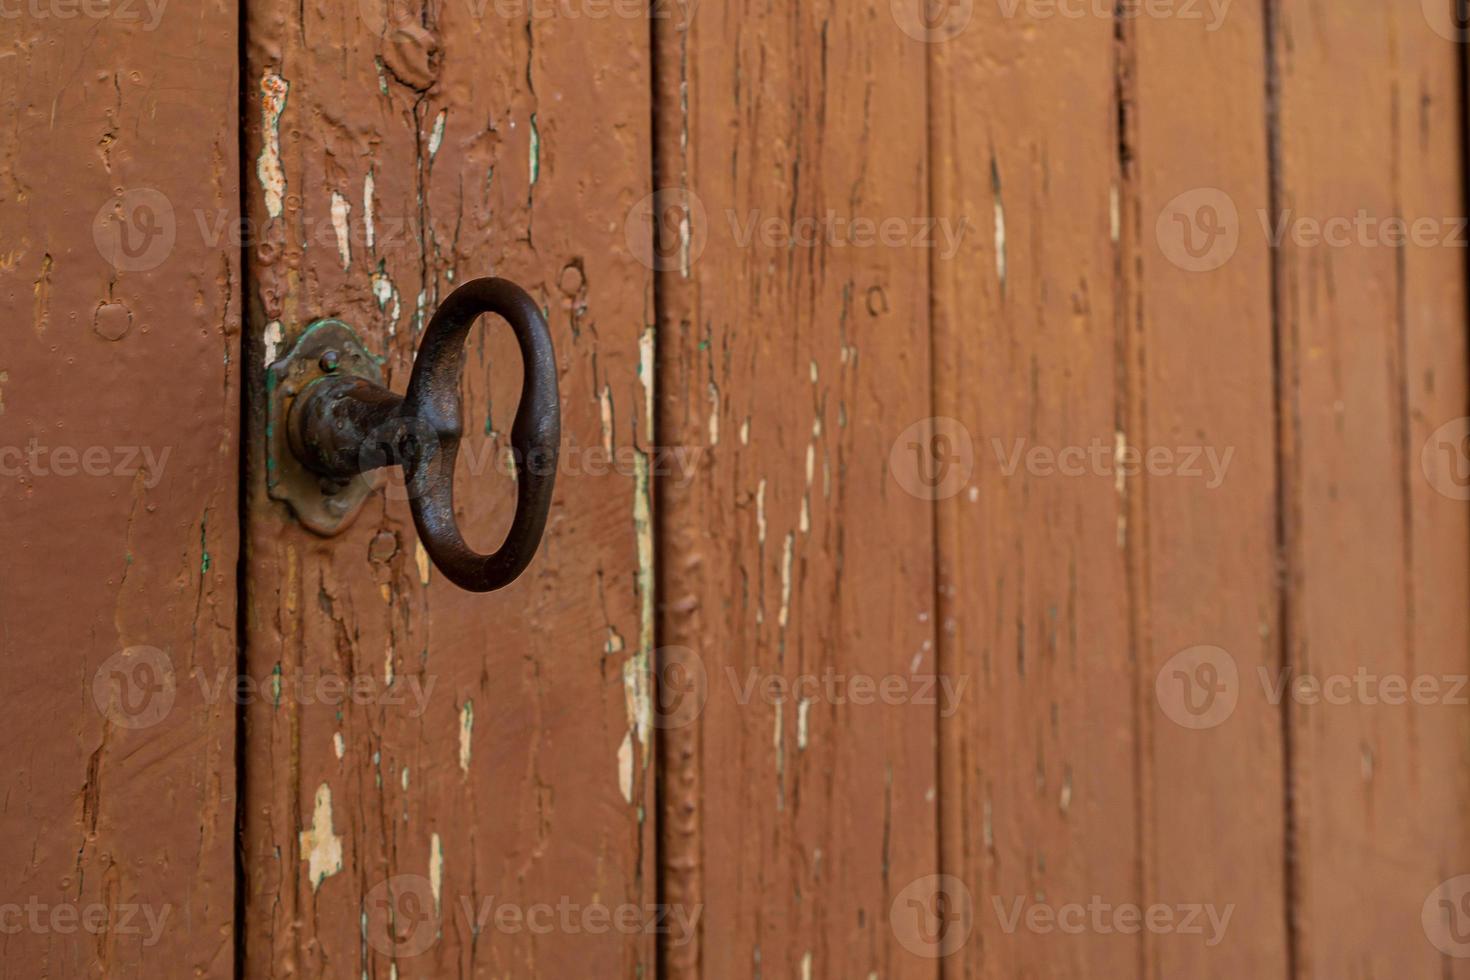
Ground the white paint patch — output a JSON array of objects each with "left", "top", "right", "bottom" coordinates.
[
  {"left": 415, "top": 539, "right": 430, "bottom": 585},
  {"left": 371, "top": 266, "right": 401, "bottom": 335},
  {"left": 384, "top": 641, "right": 394, "bottom": 686},
  {"left": 428, "top": 109, "right": 448, "bottom": 160},
  {"left": 797, "top": 698, "right": 811, "bottom": 750},
  {"left": 801, "top": 951, "right": 813, "bottom": 980},
  {"left": 333, "top": 731, "right": 345, "bottom": 759},
  {"left": 778, "top": 532, "right": 794, "bottom": 628},
  {"left": 299, "top": 783, "right": 343, "bottom": 890},
  {"left": 330, "top": 191, "right": 352, "bottom": 270},
  {"left": 1110, "top": 183, "right": 1121, "bottom": 243},
  {"left": 401, "top": 767, "right": 410, "bottom": 791},
  {"left": 756, "top": 478, "right": 767, "bottom": 544},
  {"left": 740, "top": 417, "right": 750, "bottom": 446},
  {"left": 257, "top": 72, "right": 289, "bottom": 219},
  {"left": 708, "top": 382, "right": 720, "bottom": 446},
  {"left": 363, "top": 170, "right": 376, "bottom": 250},
  {"left": 458, "top": 700, "right": 474, "bottom": 773},
  {"left": 639, "top": 327, "right": 655, "bottom": 435},
  {"left": 994, "top": 193, "right": 1007, "bottom": 286},
  {"left": 429, "top": 833, "right": 444, "bottom": 911},
  {"left": 1113, "top": 430, "right": 1127, "bottom": 495},
  {"left": 600, "top": 385, "right": 614, "bottom": 454},
  {"left": 263, "top": 320, "right": 284, "bottom": 368},
  {"left": 618, "top": 729, "right": 635, "bottom": 804}
]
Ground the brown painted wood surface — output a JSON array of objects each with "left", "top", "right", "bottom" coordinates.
[
  {"left": 238, "top": 1, "right": 655, "bottom": 976},
  {"left": 1273, "top": 2, "right": 1470, "bottom": 975},
  {"left": 653, "top": 0, "right": 938, "bottom": 976},
  {"left": 0, "top": 4, "right": 242, "bottom": 976},
  {"left": 6, "top": 2, "right": 1470, "bottom": 978}
]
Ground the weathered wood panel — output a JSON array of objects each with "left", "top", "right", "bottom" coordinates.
[
  {"left": 928, "top": 8, "right": 1141, "bottom": 978},
  {"left": 653, "top": 0, "right": 939, "bottom": 974},
  {"left": 0, "top": 4, "right": 241, "bottom": 976},
  {"left": 1273, "top": 2, "right": 1470, "bottom": 974},
  {"left": 932, "top": 1, "right": 1290, "bottom": 976},
  {"left": 1133, "top": 4, "right": 1288, "bottom": 976},
  {"left": 239, "top": 1, "right": 656, "bottom": 976}
]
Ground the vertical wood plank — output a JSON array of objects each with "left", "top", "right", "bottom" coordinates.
[
  {"left": 0, "top": 3, "right": 241, "bottom": 975},
  {"left": 1274, "top": 1, "right": 1470, "bottom": 973},
  {"left": 239, "top": 2, "right": 655, "bottom": 976},
  {"left": 653, "top": 0, "right": 938, "bottom": 975},
  {"left": 929, "top": 8, "right": 1142, "bottom": 978},
  {"left": 1133, "top": 2, "right": 1288, "bottom": 976}
]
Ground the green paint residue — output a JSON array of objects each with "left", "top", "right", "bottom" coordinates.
[
  {"left": 271, "top": 663, "right": 282, "bottom": 707},
  {"left": 528, "top": 114, "right": 539, "bottom": 187},
  {"left": 200, "top": 517, "right": 211, "bottom": 574}
]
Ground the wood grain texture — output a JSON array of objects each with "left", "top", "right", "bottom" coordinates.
[
  {"left": 1272, "top": 1, "right": 1470, "bottom": 974},
  {"left": 0, "top": 3, "right": 242, "bottom": 976},
  {"left": 238, "top": 1, "right": 656, "bottom": 976},
  {"left": 653, "top": 0, "right": 939, "bottom": 975},
  {"left": 932, "top": 1, "right": 1290, "bottom": 976},
  {"left": 929, "top": 8, "right": 1142, "bottom": 978}
]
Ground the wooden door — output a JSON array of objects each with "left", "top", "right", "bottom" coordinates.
[{"left": 5, "top": 1, "right": 1470, "bottom": 978}]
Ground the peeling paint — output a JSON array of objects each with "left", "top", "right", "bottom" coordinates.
[
  {"left": 371, "top": 263, "right": 401, "bottom": 333},
  {"left": 428, "top": 109, "right": 448, "bottom": 160},
  {"left": 740, "top": 416, "right": 750, "bottom": 446},
  {"left": 333, "top": 732, "right": 345, "bottom": 759},
  {"left": 638, "top": 327, "right": 655, "bottom": 435},
  {"left": 707, "top": 382, "right": 720, "bottom": 446},
  {"left": 778, "top": 532, "right": 794, "bottom": 629},
  {"left": 257, "top": 71, "right": 289, "bottom": 219},
  {"left": 364, "top": 170, "right": 376, "bottom": 250},
  {"left": 618, "top": 730, "right": 635, "bottom": 803},
  {"left": 299, "top": 783, "right": 343, "bottom": 890},
  {"left": 797, "top": 698, "right": 811, "bottom": 750},
  {"left": 263, "top": 320, "right": 284, "bottom": 367},
  {"left": 429, "top": 833, "right": 444, "bottom": 912},
  {"left": 528, "top": 113, "right": 540, "bottom": 187},
  {"left": 600, "top": 385, "right": 614, "bottom": 454},
  {"left": 992, "top": 158, "right": 1006, "bottom": 287},
  {"left": 415, "top": 539, "right": 430, "bottom": 584},
  {"left": 458, "top": 701, "right": 474, "bottom": 773},
  {"left": 756, "top": 478, "right": 767, "bottom": 545},
  {"left": 330, "top": 191, "right": 352, "bottom": 270}
]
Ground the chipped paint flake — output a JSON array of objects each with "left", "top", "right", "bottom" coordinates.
[
  {"left": 778, "top": 532, "right": 794, "bottom": 629},
  {"left": 415, "top": 538, "right": 430, "bottom": 585},
  {"left": 263, "top": 320, "right": 284, "bottom": 367},
  {"left": 371, "top": 263, "right": 401, "bottom": 334},
  {"left": 428, "top": 109, "right": 448, "bottom": 160},
  {"left": 330, "top": 191, "right": 352, "bottom": 270},
  {"left": 756, "top": 478, "right": 768, "bottom": 545},
  {"left": 364, "top": 170, "right": 376, "bottom": 250},
  {"left": 707, "top": 382, "right": 720, "bottom": 446},
  {"left": 333, "top": 731, "right": 345, "bottom": 759},
  {"left": 528, "top": 113, "right": 540, "bottom": 187},
  {"left": 1110, "top": 183, "right": 1121, "bottom": 243},
  {"left": 639, "top": 327, "right": 655, "bottom": 435},
  {"left": 600, "top": 385, "right": 615, "bottom": 454},
  {"left": 797, "top": 698, "right": 811, "bottom": 750},
  {"left": 429, "top": 833, "right": 444, "bottom": 911},
  {"left": 801, "top": 951, "right": 813, "bottom": 980},
  {"left": 740, "top": 417, "right": 750, "bottom": 446},
  {"left": 618, "top": 730, "right": 635, "bottom": 803},
  {"left": 299, "top": 783, "right": 343, "bottom": 890},
  {"left": 257, "top": 71, "right": 289, "bottom": 219},
  {"left": 458, "top": 700, "right": 474, "bottom": 773}
]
